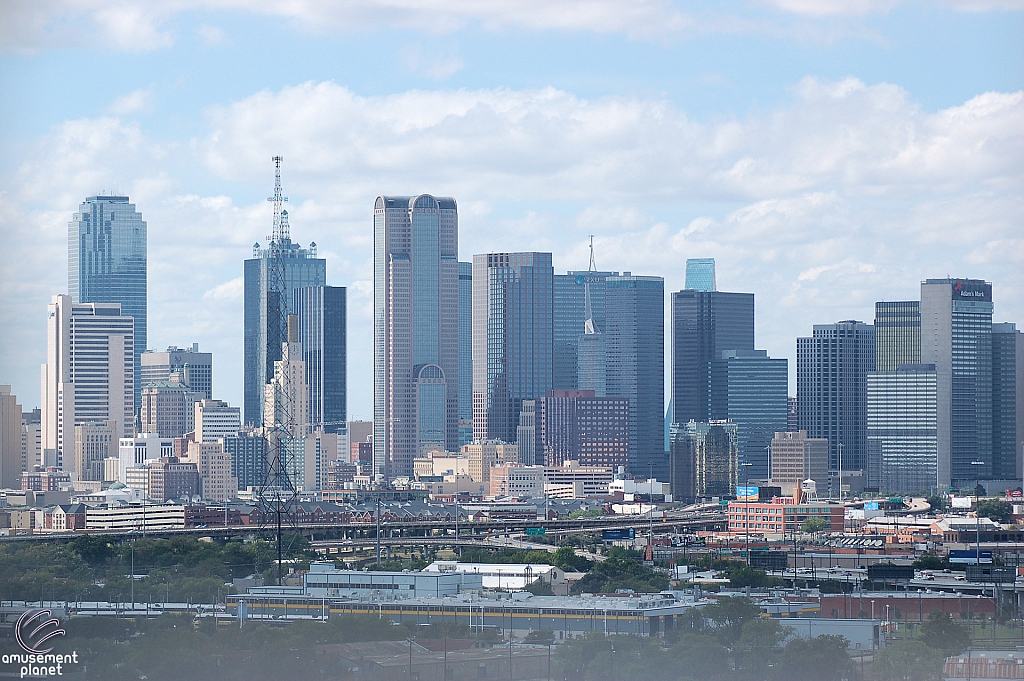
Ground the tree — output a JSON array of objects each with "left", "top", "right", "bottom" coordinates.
[
  {"left": 554, "top": 545, "right": 594, "bottom": 572},
  {"left": 912, "top": 553, "right": 950, "bottom": 570},
  {"left": 776, "top": 635, "right": 854, "bottom": 681},
  {"left": 701, "top": 596, "right": 763, "bottom": 644},
  {"left": 801, "top": 517, "right": 828, "bottom": 534},
  {"left": 669, "top": 634, "right": 729, "bottom": 680},
  {"left": 919, "top": 612, "right": 969, "bottom": 655},
  {"left": 977, "top": 498, "right": 1012, "bottom": 523},
  {"left": 733, "top": 619, "right": 790, "bottom": 679},
  {"left": 872, "top": 640, "right": 945, "bottom": 681},
  {"left": 924, "top": 495, "right": 947, "bottom": 512}
]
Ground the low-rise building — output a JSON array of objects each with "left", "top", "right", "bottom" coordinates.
[
  {"left": 20, "top": 466, "right": 71, "bottom": 492},
  {"left": 727, "top": 497, "right": 844, "bottom": 535},
  {"left": 542, "top": 460, "right": 613, "bottom": 498},
  {"left": 423, "top": 561, "right": 565, "bottom": 592},
  {"left": 489, "top": 464, "right": 543, "bottom": 498},
  {"left": 84, "top": 503, "right": 186, "bottom": 531}
]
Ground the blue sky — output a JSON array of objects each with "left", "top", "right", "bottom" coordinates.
[{"left": 1, "top": 0, "right": 1022, "bottom": 420}]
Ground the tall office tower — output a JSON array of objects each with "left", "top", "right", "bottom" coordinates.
[
  {"left": 539, "top": 390, "right": 630, "bottom": 470},
  {"left": 458, "top": 262, "right": 474, "bottom": 445},
  {"left": 69, "top": 195, "right": 146, "bottom": 412},
  {"left": 606, "top": 274, "right": 664, "bottom": 476},
  {"left": 264, "top": 316, "right": 310, "bottom": 485},
  {"left": 516, "top": 400, "right": 539, "bottom": 466},
  {"left": 195, "top": 399, "right": 241, "bottom": 443},
  {"left": 184, "top": 440, "right": 237, "bottom": 501},
  {"left": 472, "top": 252, "right": 554, "bottom": 445},
  {"left": 141, "top": 344, "right": 213, "bottom": 401},
  {"left": 294, "top": 285, "right": 346, "bottom": 434},
  {"left": 73, "top": 421, "right": 116, "bottom": 482},
  {"left": 992, "top": 323, "right": 1020, "bottom": 481},
  {"left": 140, "top": 378, "right": 203, "bottom": 438},
  {"left": 684, "top": 258, "right": 716, "bottom": 292},
  {"left": 41, "top": 295, "right": 134, "bottom": 473},
  {"left": 787, "top": 397, "right": 799, "bottom": 433},
  {"left": 670, "top": 290, "right": 754, "bottom": 425},
  {"left": 921, "top": 278, "right": 993, "bottom": 487},
  {"left": 461, "top": 440, "right": 520, "bottom": 484},
  {"left": 553, "top": 269, "right": 617, "bottom": 390},
  {"left": 669, "top": 420, "right": 738, "bottom": 503},
  {"left": 769, "top": 430, "right": 829, "bottom": 497},
  {"left": 709, "top": 349, "right": 788, "bottom": 479},
  {"left": 244, "top": 161, "right": 327, "bottom": 427},
  {"left": 866, "top": 364, "right": 938, "bottom": 493},
  {"left": 148, "top": 457, "right": 200, "bottom": 502},
  {"left": 118, "top": 433, "right": 174, "bottom": 482},
  {"left": 0, "top": 387, "right": 22, "bottom": 489},
  {"left": 796, "top": 320, "right": 875, "bottom": 477},
  {"left": 374, "top": 195, "right": 459, "bottom": 479},
  {"left": 301, "top": 431, "right": 339, "bottom": 491},
  {"left": 875, "top": 301, "right": 921, "bottom": 371},
  {"left": 22, "top": 408, "right": 42, "bottom": 473},
  {"left": 223, "top": 430, "right": 267, "bottom": 492}
]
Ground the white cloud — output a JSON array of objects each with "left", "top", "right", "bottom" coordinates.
[
  {"left": 401, "top": 44, "right": 465, "bottom": 80},
  {"left": 197, "top": 23, "right": 225, "bottom": 46},
  {"left": 1, "top": 77, "right": 1021, "bottom": 414},
  {"left": 107, "top": 89, "right": 153, "bottom": 115}
]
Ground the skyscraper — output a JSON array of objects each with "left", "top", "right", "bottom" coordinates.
[
  {"left": 68, "top": 195, "right": 147, "bottom": 412},
  {"left": 606, "top": 274, "right": 664, "bottom": 476},
  {"left": 874, "top": 301, "right": 921, "bottom": 371},
  {"left": 374, "top": 195, "right": 459, "bottom": 479},
  {"left": 244, "top": 161, "right": 326, "bottom": 427},
  {"left": 539, "top": 390, "right": 630, "bottom": 470},
  {"left": 797, "top": 320, "right": 875, "bottom": 477},
  {"left": 473, "top": 252, "right": 553, "bottom": 445},
  {"left": 459, "top": 262, "right": 474, "bottom": 445},
  {"left": 141, "top": 344, "right": 213, "bottom": 401},
  {"left": 921, "top": 278, "right": 993, "bottom": 487},
  {"left": 684, "top": 258, "right": 716, "bottom": 292},
  {"left": 866, "top": 364, "right": 938, "bottom": 493},
  {"left": 553, "top": 269, "right": 617, "bottom": 391},
  {"left": 41, "top": 295, "right": 134, "bottom": 474},
  {"left": 669, "top": 420, "right": 738, "bottom": 503},
  {"left": 992, "top": 323, "right": 1021, "bottom": 482},
  {"left": 0, "top": 386, "right": 22, "bottom": 489},
  {"left": 294, "top": 285, "right": 346, "bottom": 434},
  {"left": 709, "top": 349, "right": 788, "bottom": 479},
  {"left": 670, "top": 290, "right": 754, "bottom": 425}
]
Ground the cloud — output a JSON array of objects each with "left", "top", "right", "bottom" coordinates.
[
  {"left": 761, "top": 0, "right": 1024, "bottom": 14},
  {"left": 401, "top": 44, "right": 465, "bottom": 80},
  {"left": 2, "top": 77, "right": 1021, "bottom": 414},
  {"left": 107, "top": 89, "right": 153, "bottom": 115},
  {"left": 196, "top": 23, "right": 226, "bottom": 46}
]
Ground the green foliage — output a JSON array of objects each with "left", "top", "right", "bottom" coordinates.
[
  {"left": 776, "top": 635, "right": 854, "bottom": 681},
  {"left": 523, "top": 579, "right": 555, "bottom": 595},
  {"left": 569, "top": 508, "right": 604, "bottom": 519},
  {"left": 801, "top": 517, "right": 828, "bottom": 534},
  {"left": 365, "top": 558, "right": 428, "bottom": 571},
  {"left": 553, "top": 545, "right": 595, "bottom": 572},
  {"left": 872, "top": 640, "right": 945, "bottom": 681},
  {"left": 721, "top": 564, "right": 786, "bottom": 588},
  {"left": 919, "top": 611, "right": 969, "bottom": 655},
  {"left": 733, "top": 618, "right": 790, "bottom": 679},
  {"left": 925, "top": 495, "right": 947, "bottom": 512},
  {"left": 701, "top": 596, "right": 764, "bottom": 644},
  {"left": 458, "top": 547, "right": 560, "bottom": 566},
  {"left": 524, "top": 629, "right": 555, "bottom": 644},
  {"left": 912, "top": 553, "right": 951, "bottom": 570},
  {"left": 977, "top": 498, "right": 1013, "bottom": 523},
  {"left": 571, "top": 547, "right": 669, "bottom": 594}
]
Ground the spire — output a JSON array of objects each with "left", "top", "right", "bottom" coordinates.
[
  {"left": 266, "top": 156, "right": 289, "bottom": 242},
  {"left": 584, "top": 235, "right": 598, "bottom": 335}
]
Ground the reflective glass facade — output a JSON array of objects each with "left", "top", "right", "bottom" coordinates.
[
  {"left": 553, "top": 271, "right": 617, "bottom": 391},
  {"left": 991, "top": 323, "right": 1018, "bottom": 480},
  {"left": 875, "top": 301, "right": 921, "bottom": 371},
  {"left": 684, "top": 258, "right": 716, "bottom": 292},
  {"left": 669, "top": 420, "right": 738, "bottom": 502},
  {"left": 459, "top": 262, "right": 474, "bottom": 445},
  {"left": 69, "top": 196, "right": 146, "bottom": 412},
  {"left": 867, "top": 364, "right": 938, "bottom": 493},
  {"left": 294, "top": 285, "right": 346, "bottom": 434}
]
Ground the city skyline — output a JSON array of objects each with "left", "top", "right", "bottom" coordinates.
[{"left": 0, "top": 2, "right": 1021, "bottom": 424}]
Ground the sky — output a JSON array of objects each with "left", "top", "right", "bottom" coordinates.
[{"left": 0, "top": 0, "right": 1022, "bottom": 421}]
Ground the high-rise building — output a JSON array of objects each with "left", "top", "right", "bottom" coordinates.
[
  {"left": 874, "top": 302, "right": 921, "bottom": 371},
  {"left": 184, "top": 440, "right": 237, "bottom": 501},
  {"left": 669, "top": 420, "right": 738, "bottom": 503},
  {"left": 68, "top": 195, "right": 147, "bottom": 412},
  {"left": 264, "top": 316, "right": 310, "bottom": 486},
  {"left": 769, "top": 430, "right": 829, "bottom": 497},
  {"left": 797, "top": 320, "right": 875, "bottom": 478},
  {"left": 553, "top": 270, "right": 617, "bottom": 391},
  {"left": 684, "top": 258, "right": 716, "bottom": 292},
  {"left": 140, "top": 378, "right": 203, "bottom": 438},
  {"left": 709, "top": 349, "right": 789, "bottom": 479},
  {"left": 991, "top": 323, "right": 1020, "bottom": 481},
  {"left": 0, "top": 386, "right": 22, "bottom": 489},
  {"left": 459, "top": 261, "right": 474, "bottom": 445},
  {"left": 671, "top": 290, "right": 754, "bottom": 425},
  {"left": 195, "top": 399, "right": 242, "bottom": 443},
  {"left": 244, "top": 165, "right": 327, "bottom": 428},
  {"left": 516, "top": 400, "right": 540, "bottom": 466},
  {"left": 539, "top": 390, "right": 629, "bottom": 470},
  {"left": 920, "top": 278, "right": 992, "bottom": 487},
  {"left": 374, "top": 195, "right": 459, "bottom": 479},
  {"left": 118, "top": 433, "right": 174, "bottom": 483},
  {"left": 866, "top": 364, "right": 938, "bottom": 493},
  {"left": 41, "top": 295, "right": 134, "bottom": 473},
  {"left": 606, "top": 274, "right": 664, "bottom": 476},
  {"left": 140, "top": 344, "right": 213, "bottom": 401},
  {"left": 22, "top": 408, "right": 42, "bottom": 473},
  {"left": 461, "top": 441, "right": 520, "bottom": 484},
  {"left": 787, "top": 397, "right": 798, "bottom": 433},
  {"left": 73, "top": 421, "right": 117, "bottom": 482},
  {"left": 294, "top": 285, "right": 346, "bottom": 434},
  {"left": 223, "top": 430, "right": 267, "bottom": 492},
  {"left": 148, "top": 457, "right": 200, "bottom": 502},
  {"left": 473, "top": 252, "right": 553, "bottom": 445}
]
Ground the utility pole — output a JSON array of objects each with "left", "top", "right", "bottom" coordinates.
[{"left": 377, "top": 495, "right": 382, "bottom": 565}]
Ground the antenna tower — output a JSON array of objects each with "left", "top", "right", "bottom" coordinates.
[{"left": 584, "top": 235, "right": 598, "bottom": 335}]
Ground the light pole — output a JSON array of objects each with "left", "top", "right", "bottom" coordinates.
[{"left": 741, "top": 462, "right": 753, "bottom": 565}]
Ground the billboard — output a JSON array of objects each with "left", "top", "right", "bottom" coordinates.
[
  {"left": 951, "top": 496, "right": 973, "bottom": 509},
  {"left": 750, "top": 551, "right": 788, "bottom": 571},
  {"left": 602, "top": 528, "right": 635, "bottom": 541},
  {"left": 863, "top": 501, "right": 879, "bottom": 511},
  {"left": 867, "top": 564, "right": 915, "bottom": 581},
  {"left": 736, "top": 486, "right": 759, "bottom": 502},
  {"left": 952, "top": 279, "right": 992, "bottom": 302},
  {"left": 949, "top": 550, "right": 993, "bottom": 565}
]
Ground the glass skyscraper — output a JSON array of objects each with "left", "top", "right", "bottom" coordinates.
[
  {"left": 374, "top": 195, "right": 459, "bottom": 479},
  {"left": 867, "top": 364, "right": 938, "bottom": 493},
  {"left": 670, "top": 290, "right": 754, "bottom": 425},
  {"left": 553, "top": 270, "right": 617, "bottom": 390},
  {"left": 797, "top": 320, "right": 875, "bottom": 476},
  {"left": 472, "top": 252, "right": 553, "bottom": 445},
  {"left": 992, "top": 323, "right": 1020, "bottom": 482},
  {"left": 606, "top": 274, "right": 664, "bottom": 477},
  {"left": 875, "top": 301, "right": 921, "bottom": 371},
  {"left": 294, "top": 285, "right": 346, "bottom": 434},
  {"left": 709, "top": 349, "right": 788, "bottom": 480},
  {"left": 68, "top": 195, "right": 147, "bottom": 412},
  {"left": 684, "top": 258, "right": 716, "bottom": 292},
  {"left": 243, "top": 210, "right": 326, "bottom": 427},
  {"left": 458, "top": 262, "right": 474, "bottom": 445}
]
